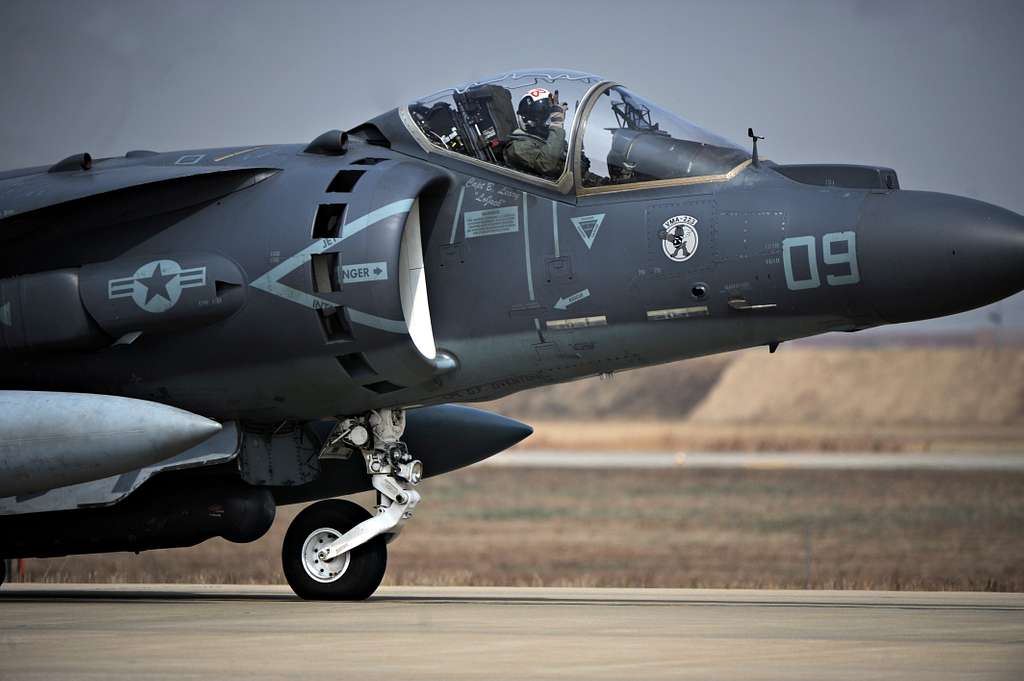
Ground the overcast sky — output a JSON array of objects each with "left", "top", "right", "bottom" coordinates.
[{"left": 1, "top": 0, "right": 1021, "bottom": 331}]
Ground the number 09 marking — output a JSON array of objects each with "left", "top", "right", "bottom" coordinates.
[
  {"left": 783, "top": 231, "right": 860, "bottom": 291},
  {"left": 781, "top": 236, "right": 819, "bottom": 290},
  {"left": 822, "top": 231, "right": 860, "bottom": 286}
]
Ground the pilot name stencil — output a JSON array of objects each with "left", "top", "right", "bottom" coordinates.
[
  {"left": 464, "top": 206, "right": 520, "bottom": 238},
  {"left": 465, "top": 177, "right": 519, "bottom": 208},
  {"left": 661, "top": 215, "right": 699, "bottom": 262},
  {"left": 107, "top": 259, "right": 207, "bottom": 313}
]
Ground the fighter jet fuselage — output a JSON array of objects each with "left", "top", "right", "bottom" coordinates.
[
  {"left": 4, "top": 141, "right": 1019, "bottom": 420},
  {"left": 1, "top": 70, "right": 1021, "bottom": 598}
]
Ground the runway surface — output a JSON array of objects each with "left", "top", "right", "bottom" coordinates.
[
  {"left": 487, "top": 449, "right": 1024, "bottom": 470},
  {"left": 1, "top": 585, "right": 1022, "bottom": 680}
]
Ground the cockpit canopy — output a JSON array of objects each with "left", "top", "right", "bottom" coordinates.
[
  {"left": 405, "top": 70, "right": 750, "bottom": 192},
  {"left": 407, "top": 70, "right": 601, "bottom": 183},
  {"left": 579, "top": 86, "right": 750, "bottom": 189}
]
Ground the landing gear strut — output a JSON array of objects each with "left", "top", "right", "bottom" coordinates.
[{"left": 281, "top": 409, "right": 422, "bottom": 600}]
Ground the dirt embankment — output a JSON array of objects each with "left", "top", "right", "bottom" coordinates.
[
  {"left": 482, "top": 353, "right": 734, "bottom": 421},
  {"left": 689, "top": 348, "right": 1024, "bottom": 426},
  {"left": 483, "top": 348, "right": 1024, "bottom": 451}
]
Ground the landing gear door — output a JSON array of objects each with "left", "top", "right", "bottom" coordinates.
[{"left": 638, "top": 197, "right": 718, "bottom": 311}]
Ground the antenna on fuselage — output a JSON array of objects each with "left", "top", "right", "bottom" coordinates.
[{"left": 748, "top": 127, "right": 765, "bottom": 168}]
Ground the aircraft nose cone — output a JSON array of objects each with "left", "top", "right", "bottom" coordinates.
[{"left": 858, "top": 191, "right": 1024, "bottom": 324}]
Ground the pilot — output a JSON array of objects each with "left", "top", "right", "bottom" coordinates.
[{"left": 504, "top": 88, "right": 567, "bottom": 179}]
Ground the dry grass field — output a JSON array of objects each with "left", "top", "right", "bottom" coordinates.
[{"left": 13, "top": 466, "right": 1024, "bottom": 591}]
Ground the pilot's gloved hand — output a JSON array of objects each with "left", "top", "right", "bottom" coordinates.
[{"left": 548, "top": 108, "right": 565, "bottom": 128}]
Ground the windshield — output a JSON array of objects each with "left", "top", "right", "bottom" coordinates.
[
  {"left": 580, "top": 86, "right": 749, "bottom": 188},
  {"left": 408, "top": 70, "right": 603, "bottom": 181}
]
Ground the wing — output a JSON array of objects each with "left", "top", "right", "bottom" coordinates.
[{"left": 0, "top": 149, "right": 279, "bottom": 275}]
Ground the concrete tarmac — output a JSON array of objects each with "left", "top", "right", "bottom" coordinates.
[
  {"left": 1, "top": 585, "right": 1022, "bottom": 680},
  {"left": 487, "top": 450, "right": 1024, "bottom": 470}
]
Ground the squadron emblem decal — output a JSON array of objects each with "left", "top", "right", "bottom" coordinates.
[
  {"left": 661, "top": 215, "right": 699, "bottom": 262},
  {"left": 107, "top": 259, "right": 207, "bottom": 313}
]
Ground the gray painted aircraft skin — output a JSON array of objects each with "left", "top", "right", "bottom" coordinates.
[{"left": 0, "top": 70, "right": 1021, "bottom": 598}]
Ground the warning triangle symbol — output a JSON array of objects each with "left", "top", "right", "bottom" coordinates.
[{"left": 570, "top": 213, "right": 605, "bottom": 250}]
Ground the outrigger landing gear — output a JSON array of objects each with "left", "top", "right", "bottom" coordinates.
[{"left": 281, "top": 409, "right": 422, "bottom": 600}]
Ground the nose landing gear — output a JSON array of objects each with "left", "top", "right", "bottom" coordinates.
[
  {"left": 280, "top": 409, "right": 422, "bottom": 600},
  {"left": 282, "top": 499, "right": 388, "bottom": 600}
]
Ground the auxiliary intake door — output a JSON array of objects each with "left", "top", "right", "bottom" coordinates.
[{"left": 310, "top": 161, "right": 452, "bottom": 391}]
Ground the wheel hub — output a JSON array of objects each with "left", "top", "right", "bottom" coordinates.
[{"left": 301, "top": 527, "right": 351, "bottom": 583}]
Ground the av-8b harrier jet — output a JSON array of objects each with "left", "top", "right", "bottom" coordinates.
[{"left": 1, "top": 70, "right": 1021, "bottom": 599}]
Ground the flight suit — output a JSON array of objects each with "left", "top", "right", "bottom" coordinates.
[{"left": 504, "top": 125, "right": 567, "bottom": 179}]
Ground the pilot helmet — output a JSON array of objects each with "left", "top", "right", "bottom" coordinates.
[{"left": 517, "top": 88, "right": 554, "bottom": 130}]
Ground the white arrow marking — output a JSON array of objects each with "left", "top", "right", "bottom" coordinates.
[{"left": 554, "top": 288, "right": 591, "bottom": 310}]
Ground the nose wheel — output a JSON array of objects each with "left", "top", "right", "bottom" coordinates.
[
  {"left": 281, "top": 499, "right": 387, "bottom": 600},
  {"left": 282, "top": 408, "right": 422, "bottom": 600}
]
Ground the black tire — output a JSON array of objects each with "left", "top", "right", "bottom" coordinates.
[
  {"left": 0, "top": 559, "right": 6, "bottom": 587},
  {"left": 282, "top": 499, "right": 387, "bottom": 600}
]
